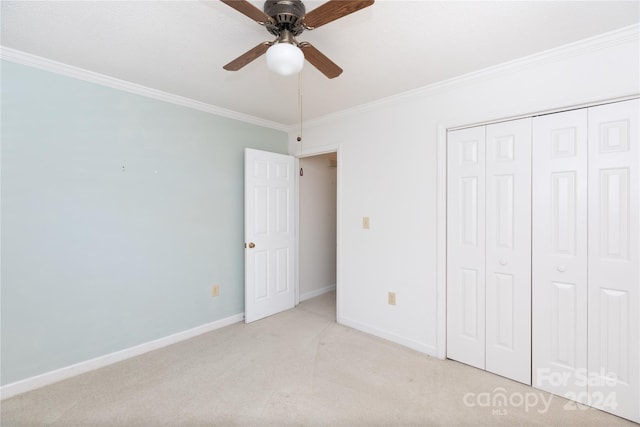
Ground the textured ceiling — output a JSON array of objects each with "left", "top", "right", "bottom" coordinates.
[{"left": 2, "top": 1, "right": 639, "bottom": 126}]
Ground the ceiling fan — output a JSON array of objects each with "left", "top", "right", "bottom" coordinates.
[{"left": 220, "top": 0, "right": 374, "bottom": 78}]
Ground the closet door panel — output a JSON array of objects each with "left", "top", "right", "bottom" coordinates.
[
  {"left": 485, "top": 118, "right": 532, "bottom": 385},
  {"left": 447, "top": 126, "right": 486, "bottom": 369},
  {"left": 588, "top": 99, "right": 639, "bottom": 422},
  {"left": 532, "top": 109, "right": 588, "bottom": 402}
]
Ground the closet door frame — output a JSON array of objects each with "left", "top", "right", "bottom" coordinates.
[{"left": 439, "top": 96, "right": 639, "bottom": 423}]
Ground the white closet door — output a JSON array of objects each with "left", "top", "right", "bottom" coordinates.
[
  {"left": 532, "top": 109, "right": 588, "bottom": 402},
  {"left": 485, "top": 118, "right": 532, "bottom": 384},
  {"left": 447, "top": 126, "right": 486, "bottom": 369},
  {"left": 587, "top": 99, "right": 639, "bottom": 422}
]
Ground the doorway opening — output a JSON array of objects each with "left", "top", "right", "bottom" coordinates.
[{"left": 298, "top": 152, "right": 338, "bottom": 321}]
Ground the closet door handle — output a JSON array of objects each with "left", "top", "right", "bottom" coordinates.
[
  {"left": 499, "top": 258, "right": 507, "bottom": 266},
  {"left": 557, "top": 265, "right": 566, "bottom": 272}
]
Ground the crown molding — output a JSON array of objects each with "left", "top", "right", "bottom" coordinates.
[
  {"left": 3, "top": 23, "right": 638, "bottom": 135},
  {"left": 299, "top": 23, "right": 640, "bottom": 131},
  {"left": 0, "top": 46, "right": 290, "bottom": 132}
]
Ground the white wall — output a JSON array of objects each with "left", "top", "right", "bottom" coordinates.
[
  {"left": 298, "top": 153, "right": 337, "bottom": 300},
  {"left": 289, "top": 25, "right": 640, "bottom": 356}
]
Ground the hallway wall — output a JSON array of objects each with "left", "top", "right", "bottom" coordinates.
[{"left": 299, "top": 153, "right": 337, "bottom": 300}]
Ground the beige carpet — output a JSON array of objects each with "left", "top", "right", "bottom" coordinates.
[{"left": 1, "top": 291, "right": 636, "bottom": 426}]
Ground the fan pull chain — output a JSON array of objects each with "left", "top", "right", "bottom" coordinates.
[
  {"left": 297, "top": 71, "right": 304, "bottom": 176},
  {"left": 297, "top": 71, "right": 303, "bottom": 145}
]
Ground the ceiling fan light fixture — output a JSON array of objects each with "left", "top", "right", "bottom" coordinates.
[{"left": 266, "top": 42, "right": 304, "bottom": 76}]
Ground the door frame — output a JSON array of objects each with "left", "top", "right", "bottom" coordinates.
[
  {"left": 436, "top": 95, "right": 640, "bottom": 360},
  {"left": 294, "top": 144, "right": 341, "bottom": 318}
]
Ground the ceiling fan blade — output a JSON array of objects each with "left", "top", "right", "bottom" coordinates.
[
  {"left": 220, "top": 0, "right": 270, "bottom": 23},
  {"left": 299, "top": 42, "right": 343, "bottom": 79},
  {"left": 223, "top": 42, "right": 272, "bottom": 71},
  {"left": 303, "top": 0, "right": 374, "bottom": 29}
]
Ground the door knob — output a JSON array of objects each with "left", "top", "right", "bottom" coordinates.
[
  {"left": 557, "top": 265, "right": 566, "bottom": 272},
  {"left": 247, "top": 242, "right": 255, "bottom": 249},
  {"left": 499, "top": 258, "right": 507, "bottom": 266}
]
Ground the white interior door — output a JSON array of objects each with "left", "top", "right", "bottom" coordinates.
[
  {"left": 447, "top": 126, "right": 486, "bottom": 370},
  {"left": 244, "top": 148, "right": 295, "bottom": 323},
  {"left": 446, "top": 99, "right": 638, "bottom": 422},
  {"left": 587, "top": 99, "right": 639, "bottom": 422},
  {"left": 532, "top": 109, "right": 588, "bottom": 401},
  {"left": 485, "top": 118, "right": 532, "bottom": 385}
]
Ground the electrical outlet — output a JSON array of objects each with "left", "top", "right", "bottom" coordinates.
[
  {"left": 362, "top": 216, "right": 370, "bottom": 229},
  {"left": 212, "top": 285, "right": 220, "bottom": 297},
  {"left": 388, "top": 292, "right": 396, "bottom": 305}
]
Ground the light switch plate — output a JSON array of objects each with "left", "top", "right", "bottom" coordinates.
[
  {"left": 362, "top": 216, "right": 370, "bottom": 229},
  {"left": 388, "top": 292, "right": 396, "bottom": 305}
]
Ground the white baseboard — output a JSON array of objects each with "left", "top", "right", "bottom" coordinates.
[
  {"left": 299, "top": 284, "right": 336, "bottom": 302},
  {"left": 0, "top": 313, "right": 244, "bottom": 400},
  {"left": 338, "top": 315, "right": 438, "bottom": 357}
]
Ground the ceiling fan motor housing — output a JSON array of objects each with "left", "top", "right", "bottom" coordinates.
[{"left": 264, "top": 0, "right": 306, "bottom": 37}]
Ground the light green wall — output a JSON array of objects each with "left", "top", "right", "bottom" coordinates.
[{"left": 0, "top": 60, "right": 288, "bottom": 385}]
